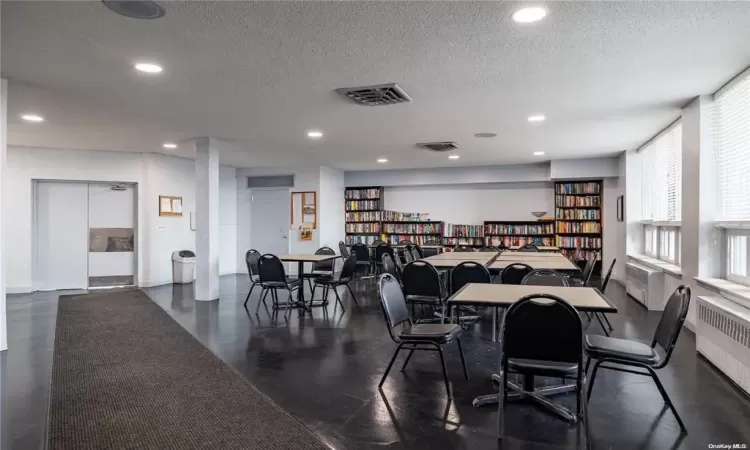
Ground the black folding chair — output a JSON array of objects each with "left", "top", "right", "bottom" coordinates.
[
  {"left": 256, "top": 254, "right": 301, "bottom": 320},
  {"left": 351, "top": 243, "right": 372, "bottom": 278},
  {"left": 300, "top": 247, "right": 335, "bottom": 292},
  {"left": 586, "top": 286, "right": 691, "bottom": 433},
  {"left": 497, "top": 294, "right": 588, "bottom": 443},
  {"left": 521, "top": 269, "right": 570, "bottom": 287},
  {"left": 500, "top": 263, "right": 534, "bottom": 285},
  {"left": 402, "top": 260, "right": 447, "bottom": 323},
  {"left": 454, "top": 245, "right": 475, "bottom": 252},
  {"left": 242, "top": 249, "right": 261, "bottom": 307},
  {"left": 587, "top": 258, "right": 616, "bottom": 334},
  {"left": 518, "top": 243, "right": 540, "bottom": 252},
  {"left": 479, "top": 246, "right": 500, "bottom": 253},
  {"left": 449, "top": 261, "right": 489, "bottom": 324},
  {"left": 377, "top": 274, "right": 469, "bottom": 397},
  {"left": 338, "top": 241, "right": 349, "bottom": 259},
  {"left": 412, "top": 244, "right": 425, "bottom": 259},
  {"left": 311, "top": 254, "right": 359, "bottom": 311},
  {"left": 382, "top": 253, "right": 401, "bottom": 284},
  {"left": 375, "top": 243, "right": 396, "bottom": 275}
]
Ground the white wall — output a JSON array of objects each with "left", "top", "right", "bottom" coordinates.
[
  {"left": 0, "top": 78, "right": 7, "bottom": 351},
  {"left": 5, "top": 146, "right": 240, "bottom": 292},
  {"left": 602, "top": 178, "right": 622, "bottom": 281},
  {"left": 550, "top": 156, "right": 620, "bottom": 180},
  {"left": 383, "top": 182, "right": 554, "bottom": 223},
  {"left": 318, "top": 166, "right": 345, "bottom": 250},
  {"left": 219, "top": 166, "right": 237, "bottom": 275},
  {"left": 346, "top": 163, "right": 551, "bottom": 187},
  {"left": 236, "top": 175, "right": 252, "bottom": 274},
  {"left": 614, "top": 153, "right": 627, "bottom": 283}
]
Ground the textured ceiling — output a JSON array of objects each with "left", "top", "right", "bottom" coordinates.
[{"left": 3, "top": 1, "right": 750, "bottom": 169}]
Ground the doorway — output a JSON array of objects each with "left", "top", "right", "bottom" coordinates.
[{"left": 250, "top": 188, "right": 290, "bottom": 257}]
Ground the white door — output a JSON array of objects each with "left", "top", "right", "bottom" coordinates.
[
  {"left": 34, "top": 182, "right": 89, "bottom": 290},
  {"left": 88, "top": 184, "right": 136, "bottom": 287},
  {"left": 250, "top": 188, "right": 289, "bottom": 256}
]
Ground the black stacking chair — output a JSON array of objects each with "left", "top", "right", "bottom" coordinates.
[
  {"left": 497, "top": 294, "right": 588, "bottom": 436},
  {"left": 257, "top": 254, "right": 301, "bottom": 320},
  {"left": 479, "top": 246, "right": 500, "bottom": 253},
  {"left": 521, "top": 269, "right": 570, "bottom": 287},
  {"left": 500, "top": 263, "right": 534, "bottom": 285},
  {"left": 311, "top": 254, "right": 359, "bottom": 311},
  {"left": 403, "top": 249, "right": 415, "bottom": 263},
  {"left": 243, "top": 249, "right": 261, "bottom": 308},
  {"left": 401, "top": 260, "right": 447, "bottom": 322},
  {"left": 339, "top": 241, "right": 349, "bottom": 259},
  {"left": 375, "top": 243, "right": 396, "bottom": 275},
  {"left": 412, "top": 244, "right": 425, "bottom": 259},
  {"left": 451, "top": 261, "right": 492, "bottom": 295},
  {"left": 571, "top": 252, "right": 598, "bottom": 287},
  {"left": 586, "top": 286, "right": 691, "bottom": 433},
  {"left": 372, "top": 239, "right": 385, "bottom": 247},
  {"left": 587, "top": 258, "right": 616, "bottom": 333},
  {"left": 301, "top": 247, "right": 335, "bottom": 292},
  {"left": 377, "top": 274, "right": 469, "bottom": 397},
  {"left": 398, "top": 239, "right": 412, "bottom": 246},
  {"left": 382, "top": 253, "right": 401, "bottom": 284},
  {"left": 351, "top": 243, "right": 372, "bottom": 278},
  {"left": 455, "top": 245, "right": 475, "bottom": 252},
  {"left": 409, "top": 247, "right": 421, "bottom": 262},
  {"left": 423, "top": 240, "right": 441, "bottom": 257},
  {"left": 518, "top": 243, "right": 540, "bottom": 252}
]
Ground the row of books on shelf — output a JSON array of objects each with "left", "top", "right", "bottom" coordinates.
[
  {"left": 345, "top": 223, "right": 380, "bottom": 233},
  {"left": 556, "top": 209, "right": 600, "bottom": 220},
  {"left": 557, "top": 222, "right": 601, "bottom": 233},
  {"left": 442, "top": 237, "right": 484, "bottom": 246},
  {"left": 561, "top": 249, "right": 601, "bottom": 262},
  {"left": 382, "top": 223, "right": 442, "bottom": 234},
  {"left": 557, "top": 236, "right": 602, "bottom": 248},
  {"left": 345, "top": 211, "right": 380, "bottom": 222},
  {"left": 344, "top": 235, "right": 379, "bottom": 246},
  {"left": 487, "top": 236, "right": 555, "bottom": 247},
  {"left": 555, "top": 182, "right": 600, "bottom": 194},
  {"left": 383, "top": 235, "right": 437, "bottom": 246},
  {"left": 556, "top": 195, "right": 601, "bottom": 207},
  {"left": 485, "top": 223, "right": 554, "bottom": 235},
  {"left": 380, "top": 211, "right": 431, "bottom": 221},
  {"left": 345, "top": 188, "right": 380, "bottom": 200},
  {"left": 346, "top": 200, "right": 380, "bottom": 211},
  {"left": 443, "top": 224, "right": 483, "bottom": 237}
]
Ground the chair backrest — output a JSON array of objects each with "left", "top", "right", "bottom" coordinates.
[
  {"left": 451, "top": 261, "right": 491, "bottom": 295},
  {"left": 422, "top": 240, "right": 441, "bottom": 257},
  {"left": 378, "top": 274, "right": 412, "bottom": 341},
  {"left": 455, "top": 245, "right": 475, "bottom": 252},
  {"left": 521, "top": 269, "right": 569, "bottom": 287},
  {"left": 581, "top": 252, "right": 598, "bottom": 286},
  {"left": 338, "top": 254, "right": 357, "bottom": 281},
  {"left": 409, "top": 247, "right": 421, "bottom": 261},
  {"left": 398, "top": 239, "right": 412, "bottom": 245},
  {"left": 479, "top": 246, "right": 500, "bottom": 253},
  {"left": 402, "top": 261, "right": 443, "bottom": 298},
  {"left": 351, "top": 243, "right": 370, "bottom": 262},
  {"left": 313, "top": 246, "right": 336, "bottom": 272},
  {"left": 338, "top": 241, "right": 350, "bottom": 259},
  {"left": 412, "top": 244, "right": 425, "bottom": 258},
  {"left": 518, "top": 243, "right": 540, "bottom": 252},
  {"left": 372, "top": 239, "right": 385, "bottom": 247},
  {"left": 245, "top": 249, "right": 261, "bottom": 277},
  {"left": 258, "top": 254, "right": 287, "bottom": 284},
  {"left": 375, "top": 243, "right": 395, "bottom": 263},
  {"left": 500, "top": 263, "right": 534, "bottom": 285},
  {"left": 403, "top": 249, "right": 415, "bottom": 263},
  {"left": 382, "top": 253, "right": 401, "bottom": 282},
  {"left": 600, "top": 258, "right": 616, "bottom": 292},
  {"left": 652, "top": 285, "right": 691, "bottom": 366},
  {"left": 497, "top": 242, "right": 508, "bottom": 250},
  {"left": 502, "top": 294, "right": 584, "bottom": 365}
]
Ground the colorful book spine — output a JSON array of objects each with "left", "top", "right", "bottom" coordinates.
[
  {"left": 555, "top": 195, "right": 600, "bottom": 207},
  {"left": 556, "top": 222, "right": 601, "bottom": 233},
  {"left": 555, "top": 183, "right": 601, "bottom": 194},
  {"left": 485, "top": 223, "right": 554, "bottom": 235}
]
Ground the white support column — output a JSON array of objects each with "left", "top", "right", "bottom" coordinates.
[
  {"left": 0, "top": 78, "right": 7, "bottom": 351},
  {"left": 194, "top": 137, "right": 220, "bottom": 301}
]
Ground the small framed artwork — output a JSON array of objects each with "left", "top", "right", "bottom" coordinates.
[
  {"left": 617, "top": 195, "right": 624, "bottom": 222},
  {"left": 159, "top": 195, "right": 183, "bottom": 217},
  {"left": 291, "top": 191, "right": 317, "bottom": 229}
]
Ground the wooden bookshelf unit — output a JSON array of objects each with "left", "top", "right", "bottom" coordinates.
[
  {"left": 442, "top": 223, "right": 484, "bottom": 249},
  {"left": 381, "top": 215, "right": 443, "bottom": 246},
  {"left": 344, "top": 186, "right": 384, "bottom": 246},
  {"left": 554, "top": 180, "right": 603, "bottom": 274},
  {"left": 483, "top": 220, "right": 555, "bottom": 248}
]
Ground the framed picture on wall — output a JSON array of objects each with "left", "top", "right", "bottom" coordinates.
[{"left": 159, "top": 195, "right": 183, "bottom": 217}]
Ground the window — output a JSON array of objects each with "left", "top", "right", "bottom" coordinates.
[
  {"left": 644, "top": 225, "right": 658, "bottom": 257},
  {"left": 726, "top": 232, "right": 749, "bottom": 285},
  {"left": 658, "top": 227, "right": 680, "bottom": 264}
]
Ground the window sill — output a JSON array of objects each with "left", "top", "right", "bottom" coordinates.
[
  {"left": 627, "top": 253, "right": 682, "bottom": 278},
  {"left": 694, "top": 277, "right": 750, "bottom": 310}
]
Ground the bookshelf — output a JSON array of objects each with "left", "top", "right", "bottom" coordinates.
[
  {"left": 554, "top": 180, "right": 603, "bottom": 274},
  {"left": 381, "top": 214, "right": 443, "bottom": 245},
  {"left": 344, "top": 186, "right": 384, "bottom": 246},
  {"left": 483, "top": 220, "right": 555, "bottom": 248},
  {"left": 442, "top": 224, "right": 484, "bottom": 249}
]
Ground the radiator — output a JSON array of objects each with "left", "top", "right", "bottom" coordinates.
[
  {"left": 697, "top": 296, "right": 750, "bottom": 396},
  {"left": 626, "top": 262, "right": 665, "bottom": 310}
]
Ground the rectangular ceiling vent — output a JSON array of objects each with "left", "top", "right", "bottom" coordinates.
[
  {"left": 335, "top": 83, "right": 412, "bottom": 106},
  {"left": 417, "top": 141, "right": 459, "bottom": 152}
]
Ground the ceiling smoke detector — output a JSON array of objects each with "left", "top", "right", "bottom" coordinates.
[
  {"left": 102, "top": 1, "right": 165, "bottom": 19},
  {"left": 335, "top": 83, "right": 412, "bottom": 106},
  {"left": 417, "top": 142, "right": 459, "bottom": 152}
]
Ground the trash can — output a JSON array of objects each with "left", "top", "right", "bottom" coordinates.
[{"left": 172, "top": 250, "right": 196, "bottom": 284}]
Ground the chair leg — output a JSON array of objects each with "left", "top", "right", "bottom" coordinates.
[
  {"left": 436, "top": 345, "right": 451, "bottom": 398},
  {"left": 584, "top": 357, "right": 591, "bottom": 374},
  {"left": 587, "top": 359, "right": 603, "bottom": 400},
  {"left": 379, "top": 343, "right": 404, "bottom": 388},
  {"left": 602, "top": 313, "right": 613, "bottom": 331},
  {"left": 456, "top": 338, "right": 469, "bottom": 380},
  {"left": 243, "top": 282, "right": 256, "bottom": 307},
  {"left": 646, "top": 366, "right": 687, "bottom": 432},
  {"left": 285, "top": 291, "right": 293, "bottom": 321},
  {"left": 346, "top": 283, "right": 359, "bottom": 308},
  {"left": 255, "top": 288, "right": 269, "bottom": 314},
  {"left": 400, "top": 349, "right": 415, "bottom": 371},
  {"left": 333, "top": 286, "right": 346, "bottom": 312},
  {"left": 497, "top": 368, "right": 506, "bottom": 438},
  {"left": 594, "top": 313, "right": 610, "bottom": 336}
]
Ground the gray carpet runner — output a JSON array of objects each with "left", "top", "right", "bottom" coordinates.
[{"left": 48, "top": 289, "right": 330, "bottom": 450}]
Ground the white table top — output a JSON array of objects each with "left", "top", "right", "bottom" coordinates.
[
  {"left": 490, "top": 257, "right": 579, "bottom": 271},
  {"left": 448, "top": 283, "right": 616, "bottom": 312},
  {"left": 496, "top": 252, "right": 566, "bottom": 259},
  {"left": 279, "top": 254, "right": 340, "bottom": 262},
  {"left": 427, "top": 251, "right": 496, "bottom": 259}
]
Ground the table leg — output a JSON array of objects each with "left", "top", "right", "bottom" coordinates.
[
  {"left": 492, "top": 307, "right": 498, "bottom": 342},
  {"left": 297, "top": 261, "right": 305, "bottom": 304}
]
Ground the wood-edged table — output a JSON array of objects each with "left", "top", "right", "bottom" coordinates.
[
  {"left": 419, "top": 253, "right": 498, "bottom": 270},
  {"left": 490, "top": 257, "right": 580, "bottom": 272},
  {"left": 279, "top": 254, "right": 340, "bottom": 305},
  {"left": 447, "top": 282, "right": 618, "bottom": 412}
]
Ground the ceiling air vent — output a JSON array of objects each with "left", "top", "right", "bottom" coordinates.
[
  {"left": 335, "top": 83, "right": 412, "bottom": 106},
  {"left": 417, "top": 142, "right": 459, "bottom": 152}
]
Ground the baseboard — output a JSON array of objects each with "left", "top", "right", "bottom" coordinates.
[
  {"left": 138, "top": 279, "right": 173, "bottom": 288},
  {"left": 7, "top": 286, "right": 32, "bottom": 294},
  {"left": 684, "top": 319, "right": 696, "bottom": 334}
]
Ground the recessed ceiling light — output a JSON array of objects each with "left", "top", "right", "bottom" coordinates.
[
  {"left": 377, "top": 158, "right": 388, "bottom": 163},
  {"left": 527, "top": 114, "right": 546, "bottom": 123},
  {"left": 512, "top": 6, "right": 547, "bottom": 24},
  {"left": 449, "top": 155, "right": 460, "bottom": 160},
  {"left": 307, "top": 131, "right": 323, "bottom": 138},
  {"left": 163, "top": 142, "right": 177, "bottom": 149},
  {"left": 21, "top": 113, "right": 44, "bottom": 123},
  {"left": 134, "top": 62, "right": 162, "bottom": 74},
  {"left": 533, "top": 151, "right": 545, "bottom": 156},
  {"left": 474, "top": 132, "right": 498, "bottom": 138}
]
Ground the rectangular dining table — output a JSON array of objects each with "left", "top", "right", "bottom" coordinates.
[
  {"left": 279, "top": 254, "right": 340, "bottom": 305},
  {"left": 490, "top": 256, "right": 580, "bottom": 272}
]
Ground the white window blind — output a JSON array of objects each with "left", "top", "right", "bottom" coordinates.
[
  {"left": 715, "top": 71, "right": 750, "bottom": 221},
  {"left": 639, "top": 122, "right": 682, "bottom": 221}
]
